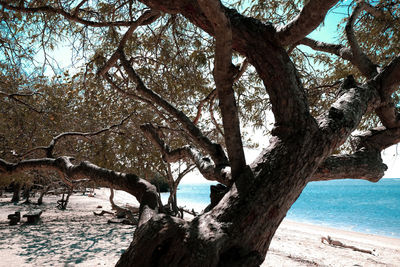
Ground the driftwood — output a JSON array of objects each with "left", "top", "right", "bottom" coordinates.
[
  {"left": 321, "top": 235, "right": 375, "bottom": 255},
  {"left": 93, "top": 210, "right": 114, "bottom": 216},
  {"left": 180, "top": 207, "right": 197, "bottom": 217}
]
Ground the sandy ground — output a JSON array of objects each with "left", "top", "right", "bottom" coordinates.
[{"left": 0, "top": 189, "right": 399, "bottom": 267}]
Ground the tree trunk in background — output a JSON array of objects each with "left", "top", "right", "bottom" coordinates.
[
  {"left": 11, "top": 183, "right": 20, "bottom": 203},
  {"left": 22, "top": 185, "right": 31, "bottom": 203},
  {"left": 37, "top": 186, "right": 50, "bottom": 205}
]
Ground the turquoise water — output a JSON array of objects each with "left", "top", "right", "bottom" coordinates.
[{"left": 169, "top": 179, "right": 400, "bottom": 238}]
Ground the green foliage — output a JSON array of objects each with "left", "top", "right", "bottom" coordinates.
[
  {"left": 0, "top": 0, "right": 399, "bottom": 184},
  {"left": 149, "top": 174, "right": 170, "bottom": 193}
]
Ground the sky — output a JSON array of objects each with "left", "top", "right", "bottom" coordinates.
[
  {"left": 33, "top": 1, "right": 399, "bottom": 184},
  {"left": 180, "top": 1, "right": 400, "bottom": 184}
]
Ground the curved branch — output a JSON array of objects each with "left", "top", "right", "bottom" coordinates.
[
  {"left": 276, "top": 0, "right": 339, "bottom": 46},
  {"left": 354, "top": 126, "right": 400, "bottom": 152},
  {"left": 193, "top": 89, "right": 216, "bottom": 125},
  {"left": 358, "top": 1, "right": 386, "bottom": 18},
  {"left": 198, "top": 0, "right": 246, "bottom": 178},
  {"left": 345, "top": 3, "right": 378, "bottom": 78},
  {"left": 0, "top": 1, "right": 153, "bottom": 28},
  {"left": 140, "top": 123, "right": 231, "bottom": 185},
  {"left": 374, "top": 54, "right": 400, "bottom": 129},
  {"left": 317, "top": 75, "right": 380, "bottom": 152},
  {"left": 0, "top": 157, "right": 158, "bottom": 226},
  {"left": 375, "top": 101, "right": 400, "bottom": 129},
  {"left": 25, "top": 113, "right": 134, "bottom": 158},
  {"left": 118, "top": 51, "right": 229, "bottom": 167}
]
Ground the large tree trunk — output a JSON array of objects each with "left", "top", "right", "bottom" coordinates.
[{"left": 116, "top": 133, "right": 321, "bottom": 266}]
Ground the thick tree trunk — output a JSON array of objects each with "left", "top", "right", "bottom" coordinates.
[{"left": 116, "top": 133, "right": 323, "bottom": 266}]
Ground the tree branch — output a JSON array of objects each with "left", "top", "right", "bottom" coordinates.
[
  {"left": 317, "top": 75, "right": 380, "bottom": 152},
  {"left": 193, "top": 89, "right": 216, "bottom": 125},
  {"left": 276, "top": 0, "right": 339, "bottom": 46},
  {"left": 0, "top": 157, "right": 158, "bottom": 226},
  {"left": 24, "top": 113, "right": 134, "bottom": 158},
  {"left": 193, "top": 58, "right": 248, "bottom": 125},
  {"left": 358, "top": 1, "right": 386, "bottom": 18},
  {"left": 311, "top": 150, "right": 387, "bottom": 182},
  {"left": 140, "top": 123, "right": 230, "bottom": 185},
  {"left": 0, "top": 1, "right": 152, "bottom": 28},
  {"left": 353, "top": 126, "right": 400, "bottom": 152},
  {"left": 375, "top": 54, "right": 400, "bottom": 97},
  {"left": 375, "top": 101, "right": 400, "bottom": 128},
  {"left": 298, "top": 37, "right": 354, "bottom": 61},
  {"left": 97, "top": 9, "right": 161, "bottom": 77},
  {"left": 345, "top": 2, "right": 378, "bottom": 78},
  {"left": 118, "top": 51, "right": 229, "bottom": 167},
  {"left": 0, "top": 90, "right": 42, "bottom": 113},
  {"left": 374, "top": 54, "right": 400, "bottom": 129},
  {"left": 198, "top": 0, "right": 246, "bottom": 178}
]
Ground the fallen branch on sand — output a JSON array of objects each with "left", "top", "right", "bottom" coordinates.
[
  {"left": 321, "top": 236, "right": 375, "bottom": 255},
  {"left": 93, "top": 210, "right": 114, "bottom": 216}
]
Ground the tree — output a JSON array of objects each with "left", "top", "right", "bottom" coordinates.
[{"left": 1, "top": 0, "right": 400, "bottom": 266}]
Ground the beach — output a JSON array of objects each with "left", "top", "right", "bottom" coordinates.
[{"left": 0, "top": 188, "right": 399, "bottom": 266}]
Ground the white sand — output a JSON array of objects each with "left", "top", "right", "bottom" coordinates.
[{"left": 1, "top": 189, "right": 399, "bottom": 266}]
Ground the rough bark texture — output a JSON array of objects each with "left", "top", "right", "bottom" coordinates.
[{"left": 1, "top": 1, "right": 400, "bottom": 267}]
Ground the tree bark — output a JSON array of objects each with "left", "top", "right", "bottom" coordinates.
[{"left": 11, "top": 182, "right": 21, "bottom": 203}]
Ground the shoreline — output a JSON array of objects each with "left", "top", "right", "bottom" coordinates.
[
  {"left": 263, "top": 219, "right": 400, "bottom": 266},
  {"left": 0, "top": 190, "right": 399, "bottom": 266},
  {"left": 283, "top": 219, "right": 400, "bottom": 247}
]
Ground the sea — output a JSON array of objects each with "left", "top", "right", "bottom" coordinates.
[{"left": 162, "top": 178, "right": 400, "bottom": 238}]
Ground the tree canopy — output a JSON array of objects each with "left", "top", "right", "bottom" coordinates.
[{"left": 0, "top": 0, "right": 399, "bottom": 266}]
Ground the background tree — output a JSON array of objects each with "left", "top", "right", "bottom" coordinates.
[{"left": 0, "top": 0, "right": 400, "bottom": 266}]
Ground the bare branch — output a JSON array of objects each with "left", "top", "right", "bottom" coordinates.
[
  {"left": 24, "top": 113, "right": 134, "bottom": 158},
  {"left": 198, "top": 0, "right": 246, "bottom": 178},
  {"left": 298, "top": 37, "right": 353, "bottom": 61},
  {"left": 276, "top": 0, "right": 339, "bottom": 46},
  {"left": 317, "top": 75, "right": 380, "bottom": 150},
  {"left": 72, "top": 0, "right": 89, "bottom": 15},
  {"left": 0, "top": 1, "right": 155, "bottom": 28},
  {"left": 0, "top": 157, "right": 158, "bottom": 226},
  {"left": 345, "top": 3, "right": 378, "bottom": 78}
]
